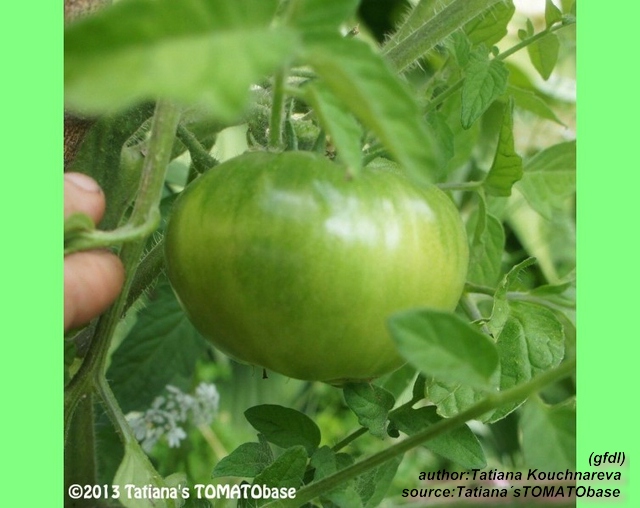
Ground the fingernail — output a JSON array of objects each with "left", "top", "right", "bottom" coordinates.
[{"left": 65, "top": 172, "right": 102, "bottom": 193}]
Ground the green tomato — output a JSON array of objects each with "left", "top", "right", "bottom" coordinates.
[{"left": 165, "top": 151, "right": 468, "bottom": 384}]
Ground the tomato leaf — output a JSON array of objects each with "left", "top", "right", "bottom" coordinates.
[
  {"left": 527, "top": 32, "right": 560, "bottom": 80},
  {"left": 461, "top": 47, "right": 509, "bottom": 129},
  {"left": 287, "top": 0, "right": 360, "bottom": 38},
  {"left": 251, "top": 445, "right": 308, "bottom": 491},
  {"left": 517, "top": 140, "right": 576, "bottom": 219},
  {"left": 521, "top": 396, "right": 576, "bottom": 470},
  {"left": 426, "top": 111, "right": 455, "bottom": 167},
  {"left": 310, "top": 447, "right": 362, "bottom": 507},
  {"left": 467, "top": 199, "right": 506, "bottom": 287},
  {"left": 107, "top": 276, "right": 209, "bottom": 413},
  {"left": 507, "top": 85, "right": 565, "bottom": 125},
  {"left": 211, "top": 440, "right": 274, "bottom": 478},
  {"left": 426, "top": 381, "right": 489, "bottom": 420},
  {"left": 65, "top": 0, "right": 296, "bottom": 119},
  {"left": 305, "top": 36, "right": 442, "bottom": 184},
  {"left": 484, "top": 98, "right": 523, "bottom": 196},
  {"left": 304, "top": 83, "right": 363, "bottom": 176},
  {"left": 113, "top": 441, "right": 185, "bottom": 508},
  {"left": 343, "top": 384, "right": 395, "bottom": 439},
  {"left": 464, "top": 0, "right": 515, "bottom": 48},
  {"left": 354, "top": 455, "right": 402, "bottom": 508},
  {"left": 545, "top": 0, "right": 563, "bottom": 28},
  {"left": 448, "top": 31, "right": 472, "bottom": 66},
  {"left": 506, "top": 190, "right": 575, "bottom": 283},
  {"left": 244, "top": 405, "right": 321, "bottom": 456},
  {"left": 388, "top": 309, "right": 499, "bottom": 391},
  {"left": 390, "top": 406, "right": 486, "bottom": 469},
  {"left": 488, "top": 257, "right": 537, "bottom": 337},
  {"left": 488, "top": 301, "right": 565, "bottom": 422}
]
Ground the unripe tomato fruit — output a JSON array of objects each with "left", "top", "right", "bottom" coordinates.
[{"left": 165, "top": 151, "right": 468, "bottom": 384}]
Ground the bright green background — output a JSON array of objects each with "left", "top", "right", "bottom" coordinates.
[
  {"left": 4, "top": 0, "right": 62, "bottom": 506},
  {"left": 2, "top": 1, "right": 633, "bottom": 506},
  {"left": 577, "top": 1, "right": 636, "bottom": 507}
]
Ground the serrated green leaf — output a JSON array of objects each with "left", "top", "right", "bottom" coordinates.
[
  {"left": 467, "top": 203, "right": 505, "bottom": 287},
  {"left": 465, "top": 0, "right": 515, "bottom": 47},
  {"left": 391, "top": 406, "right": 486, "bottom": 469},
  {"left": 252, "top": 446, "right": 308, "bottom": 491},
  {"left": 426, "top": 381, "right": 488, "bottom": 419},
  {"left": 304, "top": 83, "right": 363, "bottom": 176},
  {"left": 545, "top": 0, "right": 563, "bottom": 28},
  {"left": 244, "top": 405, "right": 321, "bottom": 455},
  {"left": 426, "top": 111, "right": 454, "bottom": 168},
  {"left": 427, "top": 295, "right": 565, "bottom": 423},
  {"left": 489, "top": 257, "right": 537, "bottom": 337},
  {"left": 449, "top": 31, "right": 471, "bottom": 66},
  {"left": 527, "top": 32, "right": 560, "bottom": 80},
  {"left": 507, "top": 85, "right": 564, "bottom": 125},
  {"left": 526, "top": 19, "right": 535, "bottom": 37},
  {"left": 389, "top": 309, "right": 499, "bottom": 390},
  {"left": 412, "top": 374, "right": 427, "bottom": 401},
  {"left": 343, "top": 384, "right": 395, "bottom": 439},
  {"left": 517, "top": 140, "right": 576, "bottom": 219},
  {"left": 305, "top": 37, "right": 442, "bottom": 184},
  {"left": 310, "top": 447, "right": 362, "bottom": 508},
  {"left": 212, "top": 441, "right": 274, "bottom": 478},
  {"left": 354, "top": 455, "right": 402, "bottom": 508},
  {"left": 521, "top": 396, "right": 576, "bottom": 470},
  {"left": 484, "top": 98, "right": 523, "bottom": 196},
  {"left": 461, "top": 48, "right": 509, "bottom": 129},
  {"left": 488, "top": 301, "right": 565, "bottom": 422},
  {"left": 107, "top": 276, "right": 209, "bottom": 413},
  {"left": 287, "top": 0, "right": 360, "bottom": 38},
  {"left": 65, "top": 0, "right": 296, "bottom": 119},
  {"left": 506, "top": 181, "right": 575, "bottom": 284}
]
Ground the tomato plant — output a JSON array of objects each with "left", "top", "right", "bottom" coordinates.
[
  {"left": 165, "top": 151, "right": 469, "bottom": 383},
  {"left": 64, "top": 0, "right": 576, "bottom": 507}
]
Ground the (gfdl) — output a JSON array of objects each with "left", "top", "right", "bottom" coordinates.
[{"left": 165, "top": 151, "right": 469, "bottom": 384}]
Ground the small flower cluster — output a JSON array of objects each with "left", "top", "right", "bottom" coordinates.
[{"left": 126, "top": 382, "right": 220, "bottom": 452}]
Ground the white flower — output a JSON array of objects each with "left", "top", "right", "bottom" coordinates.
[
  {"left": 125, "top": 382, "right": 220, "bottom": 451},
  {"left": 166, "top": 426, "right": 187, "bottom": 448}
]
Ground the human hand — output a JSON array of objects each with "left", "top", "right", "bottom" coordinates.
[{"left": 64, "top": 173, "right": 125, "bottom": 331}]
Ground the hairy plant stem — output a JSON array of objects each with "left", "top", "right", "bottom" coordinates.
[
  {"left": 176, "top": 124, "right": 218, "bottom": 174},
  {"left": 264, "top": 358, "right": 575, "bottom": 508},
  {"left": 383, "top": 0, "right": 503, "bottom": 72},
  {"left": 125, "top": 239, "right": 165, "bottom": 310},
  {"left": 64, "top": 210, "right": 160, "bottom": 255},
  {"left": 460, "top": 294, "right": 493, "bottom": 337},
  {"left": 64, "top": 99, "right": 181, "bottom": 443}
]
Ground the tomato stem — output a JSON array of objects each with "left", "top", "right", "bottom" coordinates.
[
  {"left": 176, "top": 124, "right": 218, "bottom": 175},
  {"left": 269, "top": 67, "right": 288, "bottom": 150},
  {"left": 383, "top": 0, "right": 504, "bottom": 72},
  {"left": 64, "top": 99, "right": 182, "bottom": 474}
]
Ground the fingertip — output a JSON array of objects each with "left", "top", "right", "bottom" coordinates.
[
  {"left": 64, "top": 250, "right": 125, "bottom": 331},
  {"left": 64, "top": 172, "right": 106, "bottom": 222}
]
